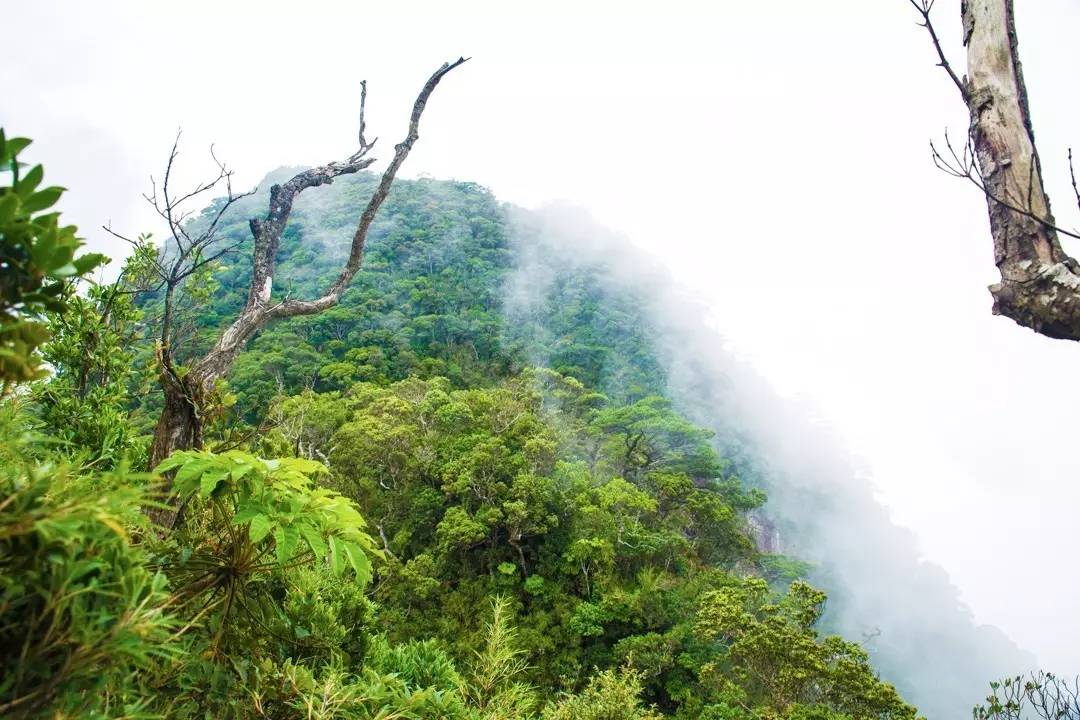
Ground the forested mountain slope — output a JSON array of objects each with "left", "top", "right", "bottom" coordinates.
[{"left": 154, "top": 169, "right": 1032, "bottom": 717}]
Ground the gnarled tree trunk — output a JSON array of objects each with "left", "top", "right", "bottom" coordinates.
[
  {"left": 149, "top": 376, "right": 201, "bottom": 469},
  {"left": 146, "top": 372, "right": 202, "bottom": 528}
]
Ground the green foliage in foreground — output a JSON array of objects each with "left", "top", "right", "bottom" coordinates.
[
  {"left": 0, "top": 410, "right": 673, "bottom": 719},
  {"left": 0, "top": 409, "right": 175, "bottom": 718},
  {"left": 1, "top": 371, "right": 917, "bottom": 719}
]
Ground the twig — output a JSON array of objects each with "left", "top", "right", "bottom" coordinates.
[
  {"left": 931, "top": 132, "right": 1080, "bottom": 241},
  {"left": 908, "top": 0, "right": 969, "bottom": 102}
]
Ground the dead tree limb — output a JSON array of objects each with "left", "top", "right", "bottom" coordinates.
[{"left": 144, "top": 57, "right": 468, "bottom": 529}]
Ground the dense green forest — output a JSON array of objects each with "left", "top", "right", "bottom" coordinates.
[{"left": 1, "top": 133, "right": 1052, "bottom": 719}]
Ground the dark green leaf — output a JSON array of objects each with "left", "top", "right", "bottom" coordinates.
[{"left": 23, "top": 186, "right": 64, "bottom": 213}]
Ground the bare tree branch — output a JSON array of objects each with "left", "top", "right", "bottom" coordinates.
[
  {"left": 1069, "top": 148, "right": 1080, "bottom": 216},
  {"left": 908, "top": 0, "right": 969, "bottom": 102},
  {"left": 102, "top": 224, "right": 170, "bottom": 281},
  {"left": 193, "top": 57, "right": 470, "bottom": 382},
  {"left": 267, "top": 56, "right": 470, "bottom": 321},
  {"left": 930, "top": 132, "right": 1080, "bottom": 241},
  {"left": 137, "top": 58, "right": 468, "bottom": 529}
]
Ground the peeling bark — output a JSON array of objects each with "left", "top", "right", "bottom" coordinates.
[{"left": 961, "top": 0, "right": 1080, "bottom": 339}]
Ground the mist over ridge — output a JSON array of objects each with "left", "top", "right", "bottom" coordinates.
[{"left": 501, "top": 203, "right": 1036, "bottom": 719}]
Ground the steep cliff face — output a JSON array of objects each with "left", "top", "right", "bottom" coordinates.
[{"left": 746, "top": 511, "right": 782, "bottom": 555}]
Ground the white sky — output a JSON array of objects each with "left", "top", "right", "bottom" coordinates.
[{"left": 4, "top": 0, "right": 1079, "bottom": 672}]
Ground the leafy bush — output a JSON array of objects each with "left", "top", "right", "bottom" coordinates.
[
  {"left": 0, "top": 131, "right": 104, "bottom": 389},
  {"left": 153, "top": 450, "right": 381, "bottom": 653},
  {"left": 694, "top": 579, "right": 917, "bottom": 720},
  {"left": 0, "top": 408, "right": 176, "bottom": 719},
  {"left": 542, "top": 667, "right": 663, "bottom": 720}
]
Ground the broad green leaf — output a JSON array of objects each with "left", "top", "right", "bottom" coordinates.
[
  {"left": 18, "top": 164, "right": 43, "bottom": 194},
  {"left": 5, "top": 136, "right": 31, "bottom": 157},
  {"left": 247, "top": 514, "right": 272, "bottom": 543},
  {"left": 174, "top": 458, "right": 212, "bottom": 495},
  {"left": 73, "top": 252, "right": 107, "bottom": 273},
  {"left": 232, "top": 506, "right": 262, "bottom": 525},
  {"left": 274, "top": 525, "right": 299, "bottom": 565},
  {"left": 152, "top": 454, "right": 189, "bottom": 474},
  {"left": 47, "top": 244, "right": 75, "bottom": 269},
  {"left": 0, "top": 193, "right": 18, "bottom": 223},
  {"left": 342, "top": 541, "right": 373, "bottom": 586},
  {"left": 23, "top": 186, "right": 63, "bottom": 213},
  {"left": 199, "top": 469, "right": 229, "bottom": 498},
  {"left": 230, "top": 462, "right": 255, "bottom": 482},
  {"left": 277, "top": 457, "right": 328, "bottom": 476},
  {"left": 300, "top": 525, "right": 327, "bottom": 559},
  {"left": 328, "top": 535, "right": 346, "bottom": 575}
]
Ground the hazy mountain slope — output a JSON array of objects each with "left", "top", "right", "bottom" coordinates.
[{"left": 503, "top": 205, "right": 1036, "bottom": 719}]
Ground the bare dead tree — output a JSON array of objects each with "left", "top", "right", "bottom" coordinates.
[
  {"left": 124, "top": 58, "right": 467, "bottom": 529},
  {"left": 106, "top": 135, "right": 256, "bottom": 347},
  {"left": 910, "top": 0, "right": 1080, "bottom": 340}
]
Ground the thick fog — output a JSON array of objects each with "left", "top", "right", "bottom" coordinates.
[{"left": 505, "top": 204, "right": 1036, "bottom": 718}]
